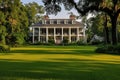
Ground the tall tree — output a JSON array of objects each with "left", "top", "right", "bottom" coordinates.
[
  {"left": 117, "top": 14, "right": 120, "bottom": 42},
  {"left": 0, "top": 0, "right": 29, "bottom": 45},
  {"left": 5, "top": 0, "right": 28, "bottom": 45},
  {"left": 43, "top": 0, "right": 120, "bottom": 45},
  {"left": 25, "top": 2, "right": 44, "bottom": 26},
  {"left": 0, "top": 2, "right": 7, "bottom": 45},
  {"left": 81, "top": 15, "right": 94, "bottom": 43},
  {"left": 89, "top": 13, "right": 111, "bottom": 44},
  {"left": 0, "top": 0, "right": 44, "bottom": 46},
  {"left": 103, "top": 13, "right": 111, "bottom": 44}
]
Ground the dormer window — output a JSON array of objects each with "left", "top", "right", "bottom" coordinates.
[
  {"left": 50, "top": 20, "right": 53, "bottom": 24},
  {"left": 60, "top": 20, "right": 64, "bottom": 24},
  {"left": 72, "top": 20, "right": 75, "bottom": 24},
  {"left": 57, "top": 20, "right": 60, "bottom": 24},
  {"left": 65, "top": 20, "right": 68, "bottom": 24},
  {"left": 68, "top": 20, "right": 72, "bottom": 24},
  {"left": 54, "top": 20, "right": 57, "bottom": 24},
  {"left": 46, "top": 20, "right": 50, "bottom": 24}
]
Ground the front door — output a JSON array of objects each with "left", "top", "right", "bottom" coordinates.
[{"left": 56, "top": 36, "right": 62, "bottom": 44}]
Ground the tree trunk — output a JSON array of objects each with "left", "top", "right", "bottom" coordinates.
[
  {"left": 111, "top": 16, "right": 118, "bottom": 45},
  {"left": 104, "top": 14, "right": 110, "bottom": 44}
]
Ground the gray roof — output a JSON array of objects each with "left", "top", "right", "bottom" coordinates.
[{"left": 31, "top": 19, "right": 84, "bottom": 28}]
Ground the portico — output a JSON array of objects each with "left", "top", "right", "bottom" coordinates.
[{"left": 32, "top": 26, "right": 85, "bottom": 44}]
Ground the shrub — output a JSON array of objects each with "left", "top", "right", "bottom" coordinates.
[
  {"left": 48, "top": 39, "right": 55, "bottom": 45},
  {"left": 62, "top": 38, "right": 69, "bottom": 45},
  {"left": 68, "top": 42, "right": 77, "bottom": 46},
  {"left": 95, "top": 44, "right": 120, "bottom": 55},
  {"left": 6, "top": 32, "right": 26, "bottom": 47},
  {"left": 91, "top": 40, "right": 103, "bottom": 45},
  {"left": 95, "top": 46, "right": 107, "bottom": 53},
  {"left": 0, "top": 45, "right": 10, "bottom": 53},
  {"left": 32, "top": 41, "right": 51, "bottom": 46},
  {"left": 77, "top": 40, "right": 86, "bottom": 45}
]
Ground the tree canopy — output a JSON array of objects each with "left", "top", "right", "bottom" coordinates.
[
  {"left": 43, "top": 0, "right": 120, "bottom": 45},
  {"left": 0, "top": 0, "right": 44, "bottom": 46}
]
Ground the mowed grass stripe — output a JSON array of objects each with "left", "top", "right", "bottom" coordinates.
[{"left": 0, "top": 46, "right": 120, "bottom": 80}]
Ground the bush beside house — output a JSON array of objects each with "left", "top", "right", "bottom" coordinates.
[{"left": 95, "top": 44, "right": 120, "bottom": 55}]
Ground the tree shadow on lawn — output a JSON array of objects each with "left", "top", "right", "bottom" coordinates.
[
  {"left": 10, "top": 49, "right": 98, "bottom": 56},
  {"left": 0, "top": 58, "right": 120, "bottom": 80}
]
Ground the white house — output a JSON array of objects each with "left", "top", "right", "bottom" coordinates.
[{"left": 30, "top": 15, "right": 86, "bottom": 44}]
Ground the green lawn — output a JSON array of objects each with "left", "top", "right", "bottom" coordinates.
[{"left": 0, "top": 45, "right": 120, "bottom": 80}]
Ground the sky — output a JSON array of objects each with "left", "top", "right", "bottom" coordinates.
[{"left": 21, "top": 0, "right": 79, "bottom": 19}]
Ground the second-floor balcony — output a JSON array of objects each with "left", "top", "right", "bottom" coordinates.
[
  {"left": 56, "top": 33, "right": 61, "bottom": 36},
  {"left": 63, "top": 33, "right": 69, "bottom": 36},
  {"left": 71, "top": 33, "right": 77, "bottom": 36}
]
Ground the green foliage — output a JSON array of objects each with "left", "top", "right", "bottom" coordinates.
[
  {"left": 0, "top": 25, "right": 7, "bottom": 45},
  {"left": 0, "top": 45, "right": 10, "bottom": 53},
  {"left": 43, "top": 0, "right": 120, "bottom": 45},
  {"left": 32, "top": 41, "right": 51, "bottom": 46},
  {"left": 83, "top": 13, "right": 111, "bottom": 44},
  {"left": 91, "top": 14, "right": 104, "bottom": 36},
  {"left": 14, "top": 33, "right": 25, "bottom": 45},
  {"left": 76, "top": 40, "right": 85, "bottom": 45},
  {"left": 95, "top": 44, "right": 120, "bottom": 54},
  {"left": 25, "top": 2, "right": 44, "bottom": 25},
  {"left": 7, "top": 33, "right": 25, "bottom": 47},
  {"left": 62, "top": 38, "right": 69, "bottom": 45},
  {"left": 95, "top": 46, "right": 107, "bottom": 53},
  {"left": 48, "top": 39, "right": 55, "bottom": 45},
  {"left": 0, "top": 0, "right": 44, "bottom": 46}
]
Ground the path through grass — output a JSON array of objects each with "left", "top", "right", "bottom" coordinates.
[{"left": 0, "top": 46, "right": 120, "bottom": 80}]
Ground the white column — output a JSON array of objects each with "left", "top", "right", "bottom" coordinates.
[
  {"left": 83, "top": 28, "right": 86, "bottom": 43},
  {"left": 62, "top": 27, "right": 63, "bottom": 41},
  {"left": 69, "top": 27, "right": 71, "bottom": 42},
  {"left": 77, "top": 27, "right": 79, "bottom": 41},
  {"left": 46, "top": 27, "right": 48, "bottom": 42},
  {"left": 32, "top": 27, "right": 35, "bottom": 43},
  {"left": 38, "top": 27, "right": 40, "bottom": 42},
  {"left": 54, "top": 27, "right": 56, "bottom": 43}
]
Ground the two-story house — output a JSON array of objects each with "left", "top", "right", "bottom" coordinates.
[{"left": 29, "top": 15, "right": 86, "bottom": 44}]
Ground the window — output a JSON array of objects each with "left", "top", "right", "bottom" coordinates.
[
  {"left": 46, "top": 20, "right": 50, "bottom": 24},
  {"left": 54, "top": 20, "right": 57, "bottom": 24},
  {"left": 50, "top": 20, "right": 53, "bottom": 24},
  {"left": 57, "top": 20, "right": 60, "bottom": 24},
  {"left": 68, "top": 20, "right": 72, "bottom": 24},
  {"left": 60, "top": 20, "right": 64, "bottom": 24},
  {"left": 65, "top": 20, "right": 68, "bottom": 24}
]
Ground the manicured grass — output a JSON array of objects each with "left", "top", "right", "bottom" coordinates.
[{"left": 0, "top": 45, "right": 120, "bottom": 80}]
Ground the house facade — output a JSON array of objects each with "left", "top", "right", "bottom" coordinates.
[{"left": 30, "top": 15, "right": 86, "bottom": 44}]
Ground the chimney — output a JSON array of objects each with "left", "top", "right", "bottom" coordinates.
[
  {"left": 44, "top": 15, "right": 49, "bottom": 20},
  {"left": 69, "top": 14, "right": 76, "bottom": 20}
]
